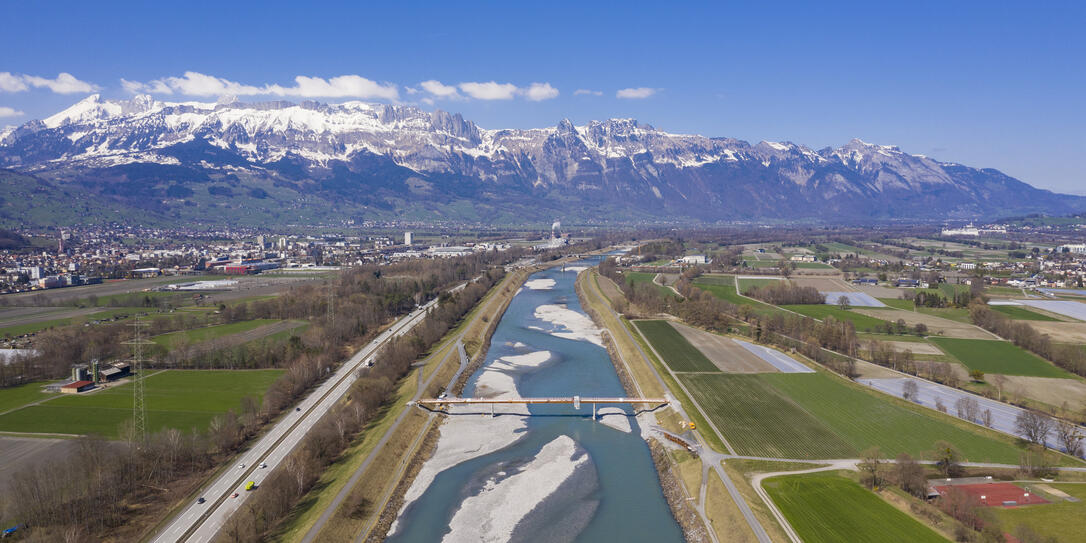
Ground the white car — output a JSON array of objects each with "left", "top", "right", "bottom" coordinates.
[
  {"left": 259, "top": 462, "right": 267, "bottom": 469},
  {"left": 238, "top": 463, "right": 245, "bottom": 469}
]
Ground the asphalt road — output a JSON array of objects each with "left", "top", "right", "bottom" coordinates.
[{"left": 150, "top": 298, "right": 438, "bottom": 543}]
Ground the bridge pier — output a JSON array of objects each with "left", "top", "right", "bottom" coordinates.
[{"left": 592, "top": 402, "right": 596, "bottom": 419}]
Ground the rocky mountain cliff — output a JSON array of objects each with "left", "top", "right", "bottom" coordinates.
[{"left": 1, "top": 94, "right": 1081, "bottom": 226}]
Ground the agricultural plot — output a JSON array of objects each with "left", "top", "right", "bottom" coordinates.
[
  {"left": 152, "top": 318, "right": 280, "bottom": 348},
  {"left": 623, "top": 271, "right": 678, "bottom": 298},
  {"left": 680, "top": 372, "right": 1023, "bottom": 462},
  {"left": 780, "top": 305, "right": 890, "bottom": 332},
  {"left": 0, "top": 381, "right": 56, "bottom": 414},
  {"left": 853, "top": 308, "right": 994, "bottom": 339},
  {"left": 634, "top": 320, "right": 719, "bottom": 372},
  {"left": 989, "top": 304, "right": 1060, "bottom": 321},
  {"left": 0, "top": 369, "right": 283, "bottom": 438},
  {"left": 669, "top": 322, "right": 777, "bottom": 373},
  {"left": 732, "top": 340, "right": 812, "bottom": 373},
  {"left": 737, "top": 276, "right": 785, "bottom": 293},
  {"left": 764, "top": 471, "right": 945, "bottom": 543},
  {"left": 928, "top": 337, "right": 1070, "bottom": 378},
  {"left": 692, "top": 276, "right": 784, "bottom": 315},
  {"left": 1020, "top": 300, "right": 1086, "bottom": 321},
  {"left": 858, "top": 377, "right": 1064, "bottom": 449},
  {"left": 821, "top": 292, "right": 885, "bottom": 307}
]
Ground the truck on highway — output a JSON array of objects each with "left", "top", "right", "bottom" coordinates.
[{"left": 245, "top": 481, "right": 256, "bottom": 491}]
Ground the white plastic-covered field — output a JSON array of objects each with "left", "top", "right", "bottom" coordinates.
[
  {"left": 821, "top": 291, "right": 886, "bottom": 307},
  {"left": 860, "top": 377, "right": 1063, "bottom": 450},
  {"left": 1020, "top": 300, "right": 1086, "bottom": 321},
  {"left": 733, "top": 340, "right": 814, "bottom": 373}
]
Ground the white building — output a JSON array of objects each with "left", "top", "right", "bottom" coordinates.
[
  {"left": 404, "top": 231, "right": 413, "bottom": 245},
  {"left": 679, "top": 255, "right": 709, "bottom": 264},
  {"left": 1058, "top": 244, "right": 1086, "bottom": 254}
]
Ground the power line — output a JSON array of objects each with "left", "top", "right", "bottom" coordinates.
[{"left": 123, "top": 318, "right": 153, "bottom": 445}]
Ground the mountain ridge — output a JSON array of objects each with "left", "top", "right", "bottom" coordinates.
[{"left": 1, "top": 94, "right": 1082, "bottom": 226}]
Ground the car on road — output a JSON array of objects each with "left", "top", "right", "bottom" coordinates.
[
  {"left": 259, "top": 462, "right": 267, "bottom": 469},
  {"left": 231, "top": 492, "right": 239, "bottom": 498},
  {"left": 295, "top": 407, "right": 301, "bottom": 412},
  {"left": 197, "top": 497, "right": 205, "bottom": 504},
  {"left": 238, "top": 463, "right": 245, "bottom": 469},
  {"left": 245, "top": 481, "right": 256, "bottom": 491}
]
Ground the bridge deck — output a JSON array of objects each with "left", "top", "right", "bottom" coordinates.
[{"left": 416, "top": 397, "right": 668, "bottom": 405}]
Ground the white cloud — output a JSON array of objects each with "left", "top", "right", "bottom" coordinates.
[
  {"left": 616, "top": 87, "right": 657, "bottom": 99},
  {"left": 523, "top": 82, "right": 559, "bottom": 101},
  {"left": 574, "top": 89, "right": 603, "bottom": 96},
  {"left": 0, "top": 106, "right": 24, "bottom": 118},
  {"left": 121, "top": 71, "right": 399, "bottom": 100},
  {"left": 458, "top": 81, "right": 519, "bottom": 100},
  {"left": 0, "top": 72, "right": 98, "bottom": 94},
  {"left": 420, "top": 79, "right": 462, "bottom": 99}
]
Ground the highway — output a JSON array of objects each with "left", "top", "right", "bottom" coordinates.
[{"left": 150, "top": 298, "right": 438, "bottom": 543}]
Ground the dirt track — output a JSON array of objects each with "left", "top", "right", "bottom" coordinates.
[{"left": 671, "top": 322, "right": 777, "bottom": 373}]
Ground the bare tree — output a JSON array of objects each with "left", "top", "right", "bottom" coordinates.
[
  {"left": 1015, "top": 409, "right": 1054, "bottom": 447},
  {"left": 932, "top": 440, "right": 962, "bottom": 477},
  {"left": 902, "top": 380, "right": 919, "bottom": 402},
  {"left": 991, "top": 374, "right": 1007, "bottom": 401},
  {"left": 1055, "top": 419, "right": 1084, "bottom": 458},
  {"left": 982, "top": 409, "right": 993, "bottom": 428},
  {"left": 935, "top": 397, "right": 947, "bottom": 413},
  {"left": 859, "top": 447, "right": 883, "bottom": 489},
  {"left": 893, "top": 453, "right": 927, "bottom": 497},
  {"left": 955, "top": 397, "right": 980, "bottom": 423}
]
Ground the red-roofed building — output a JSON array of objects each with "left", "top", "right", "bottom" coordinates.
[{"left": 60, "top": 380, "right": 95, "bottom": 394}]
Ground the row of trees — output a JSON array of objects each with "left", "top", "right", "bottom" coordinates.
[{"left": 743, "top": 282, "right": 823, "bottom": 305}]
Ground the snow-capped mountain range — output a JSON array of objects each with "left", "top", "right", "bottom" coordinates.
[{"left": 1, "top": 94, "right": 1081, "bottom": 225}]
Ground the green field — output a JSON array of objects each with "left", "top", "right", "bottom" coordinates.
[
  {"left": 764, "top": 471, "right": 945, "bottom": 543},
  {"left": 737, "top": 277, "right": 785, "bottom": 293},
  {"left": 152, "top": 318, "right": 280, "bottom": 347},
  {"left": 990, "top": 305, "right": 1061, "bottom": 321},
  {"left": 780, "top": 305, "right": 891, "bottom": 332},
  {"left": 0, "top": 307, "right": 152, "bottom": 337},
  {"left": 692, "top": 275, "right": 783, "bottom": 315},
  {"left": 680, "top": 372, "right": 1023, "bottom": 462},
  {"left": 634, "top": 320, "right": 719, "bottom": 372},
  {"left": 929, "top": 337, "right": 1070, "bottom": 378},
  {"left": 623, "top": 271, "right": 678, "bottom": 298},
  {"left": 0, "top": 369, "right": 283, "bottom": 437},
  {"left": 996, "top": 483, "right": 1086, "bottom": 542},
  {"left": 0, "top": 381, "right": 57, "bottom": 413}
]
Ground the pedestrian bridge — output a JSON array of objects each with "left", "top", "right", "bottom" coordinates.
[{"left": 413, "top": 396, "right": 668, "bottom": 417}]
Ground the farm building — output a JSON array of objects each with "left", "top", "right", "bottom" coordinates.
[
  {"left": 60, "top": 380, "right": 95, "bottom": 394},
  {"left": 679, "top": 255, "right": 709, "bottom": 264}
]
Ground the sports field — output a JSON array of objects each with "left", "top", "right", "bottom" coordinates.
[
  {"left": 996, "top": 483, "right": 1086, "bottom": 542},
  {"left": 764, "top": 471, "right": 945, "bottom": 543},
  {"left": 780, "top": 304, "right": 890, "bottom": 332},
  {"left": 990, "top": 305, "right": 1060, "bottom": 321},
  {"left": 634, "top": 320, "right": 719, "bottom": 372},
  {"left": 928, "top": 337, "right": 1070, "bottom": 378},
  {"left": 0, "top": 369, "right": 283, "bottom": 438},
  {"left": 680, "top": 372, "right": 1023, "bottom": 462}
]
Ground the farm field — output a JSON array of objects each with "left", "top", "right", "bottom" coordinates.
[
  {"left": 634, "top": 320, "right": 719, "bottom": 372},
  {"left": 0, "top": 369, "right": 283, "bottom": 438},
  {"left": 692, "top": 275, "right": 784, "bottom": 315},
  {"left": 622, "top": 271, "right": 678, "bottom": 298},
  {"left": 152, "top": 318, "right": 280, "bottom": 347},
  {"left": 928, "top": 337, "right": 1070, "bottom": 378},
  {"left": 0, "top": 306, "right": 153, "bottom": 337},
  {"left": 780, "top": 305, "right": 890, "bottom": 332},
  {"left": 853, "top": 308, "right": 995, "bottom": 339},
  {"left": 680, "top": 372, "right": 1023, "bottom": 462},
  {"left": 668, "top": 322, "right": 778, "bottom": 373},
  {"left": 0, "top": 380, "right": 56, "bottom": 413},
  {"left": 995, "top": 483, "right": 1086, "bottom": 542},
  {"left": 764, "top": 471, "right": 945, "bottom": 543},
  {"left": 737, "top": 277, "right": 785, "bottom": 292},
  {"left": 990, "top": 304, "right": 1060, "bottom": 321}
]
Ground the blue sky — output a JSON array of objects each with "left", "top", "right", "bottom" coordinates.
[{"left": 2, "top": 1, "right": 1083, "bottom": 193}]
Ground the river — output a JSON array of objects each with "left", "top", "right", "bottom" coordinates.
[{"left": 386, "top": 259, "right": 683, "bottom": 542}]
